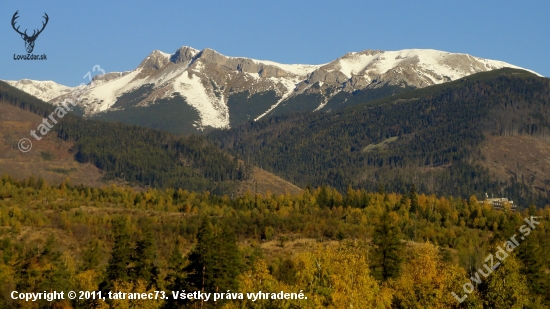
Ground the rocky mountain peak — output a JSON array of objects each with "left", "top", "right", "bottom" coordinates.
[
  {"left": 138, "top": 50, "right": 172, "bottom": 71},
  {"left": 190, "top": 48, "right": 295, "bottom": 79},
  {"left": 170, "top": 46, "right": 200, "bottom": 64}
]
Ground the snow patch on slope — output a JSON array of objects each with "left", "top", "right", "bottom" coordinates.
[
  {"left": 251, "top": 59, "right": 322, "bottom": 76},
  {"left": 84, "top": 69, "right": 145, "bottom": 112},
  {"left": 337, "top": 54, "right": 376, "bottom": 78},
  {"left": 155, "top": 50, "right": 172, "bottom": 58},
  {"left": 254, "top": 77, "right": 300, "bottom": 121},
  {"left": 172, "top": 70, "right": 229, "bottom": 129}
]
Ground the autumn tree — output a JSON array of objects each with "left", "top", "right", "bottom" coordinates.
[
  {"left": 293, "top": 241, "right": 392, "bottom": 308},
  {"left": 390, "top": 242, "right": 473, "bottom": 308},
  {"left": 479, "top": 255, "right": 530, "bottom": 308}
]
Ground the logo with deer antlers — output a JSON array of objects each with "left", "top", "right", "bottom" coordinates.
[{"left": 11, "top": 11, "right": 49, "bottom": 54}]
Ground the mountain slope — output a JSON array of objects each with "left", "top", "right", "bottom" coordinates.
[
  {"left": 0, "top": 80, "right": 301, "bottom": 195},
  {"left": 0, "top": 102, "right": 107, "bottom": 187},
  {"left": 208, "top": 68, "right": 550, "bottom": 207},
  {"left": 4, "top": 47, "right": 540, "bottom": 133}
]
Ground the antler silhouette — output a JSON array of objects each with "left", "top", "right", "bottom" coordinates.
[
  {"left": 32, "top": 13, "right": 49, "bottom": 39},
  {"left": 11, "top": 11, "right": 25, "bottom": 37},
  {"left": 11, "top": 11, "right": 49, "bottom": 53}
]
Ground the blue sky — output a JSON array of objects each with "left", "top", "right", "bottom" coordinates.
[{"left": 1, "top": 0, "right": 549, "bottom": 86}]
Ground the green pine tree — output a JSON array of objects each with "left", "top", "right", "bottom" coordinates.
[
  {"left": 409, "top": 184, "right": 419, "bottom": 213},
  {"left": 81, "top": 239, "right": 102, "bottom": 271},
  {"left": 184, "top": 218, "right": 242, "bottom": 297},
  {"left": 516, "top": 228, "right": 548, "bottom": 299},
  {"left": 102, "top": 217, "right": 132, "bottom": 289},
  {"left": 130, "top": 225, "right": 159, "bottom": 288},
  {"left": 163, "top": 245, "right": 188, "bottom": 309},
  {"left": 371, "top": 211, "right": 404, "bottom": 281}
]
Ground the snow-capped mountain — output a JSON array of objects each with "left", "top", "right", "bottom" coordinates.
[
  {"left": 4, "top": 47, "right": 540, "bottom": 133},
  {"left": 5, "top": 79, "right": 73, "bottom": 102}
]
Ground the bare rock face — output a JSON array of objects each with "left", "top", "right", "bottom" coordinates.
[
  {"left": 91, "top": 72, "right": 130, "bottom": 85},
  {"left": 138, "top": 50, "right": 172, "bottom": 71},
  {"left": 195, "top": 48, "right": 295, "bottom": 78},
  {"left": 311, "top": 68, "right": 350, "bottom": 84},
  {"left": 170, "top": 46, "right": 200, "bottom": 64}
]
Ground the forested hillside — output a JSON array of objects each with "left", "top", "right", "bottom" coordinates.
[
  {"left": 209, "top": 69, "right": 550, "bottom": 207},
  {"left": 0, "top": 81, "right": 254, "bottom": 194},
  {"left": 0, "top": 176, "right": 548, "bottom": 308}
]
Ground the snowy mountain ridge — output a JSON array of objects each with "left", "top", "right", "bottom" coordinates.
[
  {"left": 3, "top": 47, "right": 540, "bottom": 132},
  {"left": 5, "top": 79, "right": 73, "bottom": 102}
]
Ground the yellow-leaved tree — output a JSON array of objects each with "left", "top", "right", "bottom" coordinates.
[
  {"left": 292, "top": 241, "right": 392, "bottom": 309},
  {"left": 390, "top": 241, "right": 479, "bottom": 308},
  {"left": 222, "top": 258, "right": 294, "bottom": 309},
  {"left": 481, "top": 255, "right": 530, "bottom": 308}
]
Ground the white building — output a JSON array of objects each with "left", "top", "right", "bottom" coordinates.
[{"left": 480, "top": 193, "right": 516, "bottom": 211}]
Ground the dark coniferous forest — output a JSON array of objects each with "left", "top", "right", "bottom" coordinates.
[
  {"left": 0, "top": 81, "right": 252, "bottom": 194},
  {"left": 209, "top": 69, "right": 550, "bottom": 206}
]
